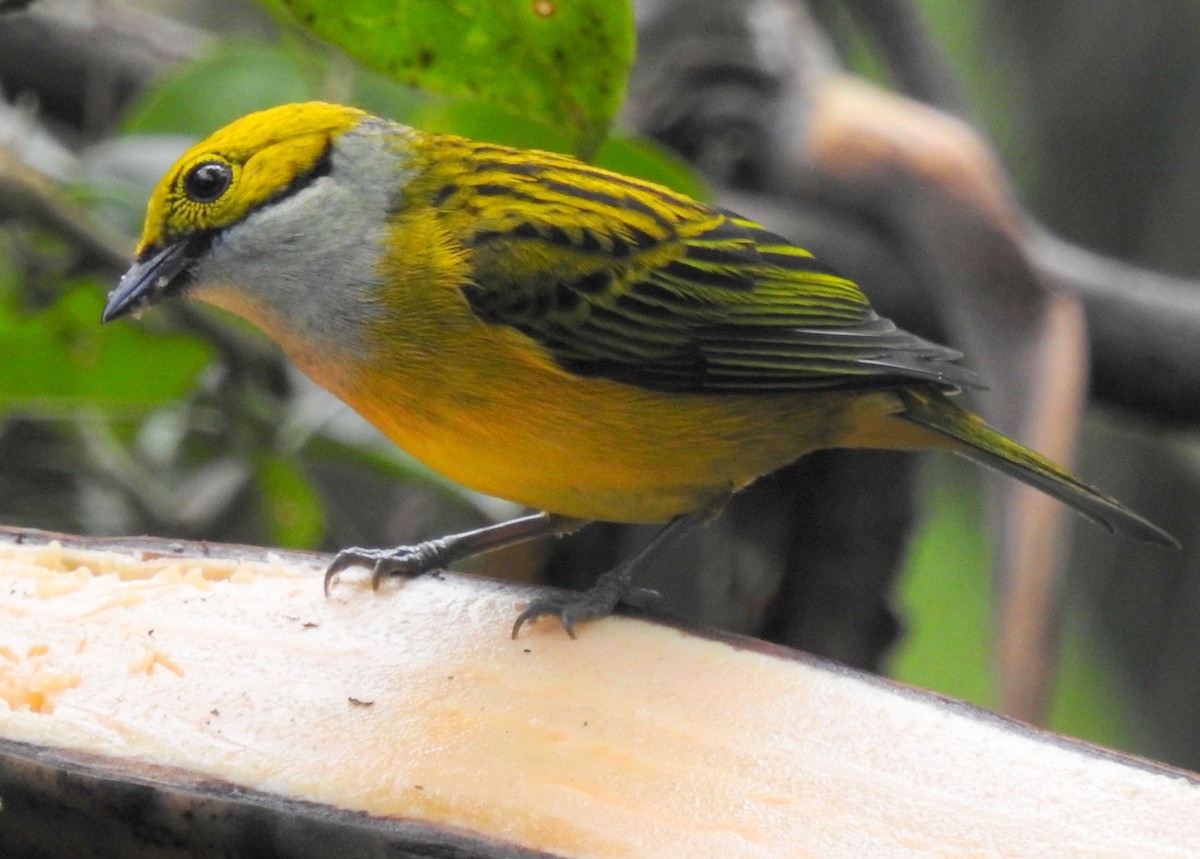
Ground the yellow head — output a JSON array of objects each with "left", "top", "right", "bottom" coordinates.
[
  {"left": 136, "top": 102, "right": 364, "bottom": 255},
  {"left": 102, "top": 102, "right": 414, "bottom": 356}
]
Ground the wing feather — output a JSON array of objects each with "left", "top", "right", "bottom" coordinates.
[{"left": 447, "top": 150, "right": 979, "bottom": 395}]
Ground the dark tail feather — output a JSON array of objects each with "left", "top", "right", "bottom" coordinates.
[{"left": 897, "top": 389, "right": 1177, "bottom": 548}]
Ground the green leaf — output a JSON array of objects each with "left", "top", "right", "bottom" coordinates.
[
  {"left": 259, "top": 0, "right": 634, "bottom": 157},
  {"left": 301, "top": 431, "right": 485, "bottom": 513},
  {"left": 1048, "top": 612, "right": 1137, "bottom": 753},
  {"left": 594, "top": 136, "right": 712, "bottom": 200},
  {"left": 411, "top": 98, "right": 573, "bottom": 152},
  {"left": 890, "top": 457, "right": 994, "bottom": 708},
  {"left": 121, "top": 41, "right": 319, "bottom": 136},
  {"left": 256, "top": 453, "right": 325, "bottom": 548},
  {"left": 0, "top": 281, "right": 212, "bottom": 414}
]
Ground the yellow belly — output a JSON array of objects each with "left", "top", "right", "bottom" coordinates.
[
  {"left": 217, "top": 281, "right": 930, "bottom": 524},
  {"left": 310, "top": 328, "right": 917, "bottom": 522},
  {"left": 361, "top": 381, "right": 846, "bottom": 521}
]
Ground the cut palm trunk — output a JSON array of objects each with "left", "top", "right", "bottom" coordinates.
[{"left": 0, "top": 527, "right": 1196, "bottom": 858}]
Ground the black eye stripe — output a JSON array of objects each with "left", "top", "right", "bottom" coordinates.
[{"left": 183, "top": 161, "right": 232, "bottom": 203}]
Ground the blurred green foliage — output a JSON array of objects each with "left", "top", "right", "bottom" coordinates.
[
  {"left": 0, "top": 279, "right": 210, "bottom": 409},
  {"left": 891, "top": 459, "right": 994, "bottom": 708}
]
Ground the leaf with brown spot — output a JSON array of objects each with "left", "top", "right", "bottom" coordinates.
[{"left": 259, "top": 0, "right": 633, "bottom": 158}]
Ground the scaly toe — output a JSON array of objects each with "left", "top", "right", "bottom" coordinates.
[{"left": 324, "top": 546, "right": 437, "bottom": 596}]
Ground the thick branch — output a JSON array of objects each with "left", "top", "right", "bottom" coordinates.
[{"left": 1032, "top": 230, "right": 1200, "bottom": 422}]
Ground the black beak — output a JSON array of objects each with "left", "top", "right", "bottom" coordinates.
[{"left": 102, "top": 241, "right": 193, "bottom": 323}]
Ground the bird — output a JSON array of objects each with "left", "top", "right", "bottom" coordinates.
[{"left": 102, "top": 101, "right": 1176, "bottom": 637}]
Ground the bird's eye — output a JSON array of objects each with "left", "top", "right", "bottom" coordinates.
[{"left": 182, "top": 161, "right": 232, "bottom": 203}]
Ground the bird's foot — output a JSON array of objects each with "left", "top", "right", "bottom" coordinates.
[
  {"left": 323, "top": 514, "right": 586, "bottom": 598},
  {"left": 323, "top": 542, "right": 448, "bottom": 595},
  {"left": 511, "top": 564, "right": 662, "bottom": 639}
]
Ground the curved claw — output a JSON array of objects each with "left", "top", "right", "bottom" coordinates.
[
  {"left": 324, "top": 548, "right": 374, "bottom": 597},
  {"left": 323, "top": 545, "right": 435, "bottom": 598},
  {"left": 511, "top": 599, "right": 580, "bottom": 640},
  {"left": 324, "top": 548, "right": 371, "bottom": 596}
]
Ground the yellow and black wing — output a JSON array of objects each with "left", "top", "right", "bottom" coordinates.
[{"left": 446, "top": 147, "right": 979, "bottom": 395}]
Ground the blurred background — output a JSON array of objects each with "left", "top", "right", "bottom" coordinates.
[{"left": 2, "top": 0, "right": 1199, "bottom": 769}]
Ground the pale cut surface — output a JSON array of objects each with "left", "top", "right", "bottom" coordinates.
[{"left": 1, "top": 529, "right": 1198, "bottom": 858}]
